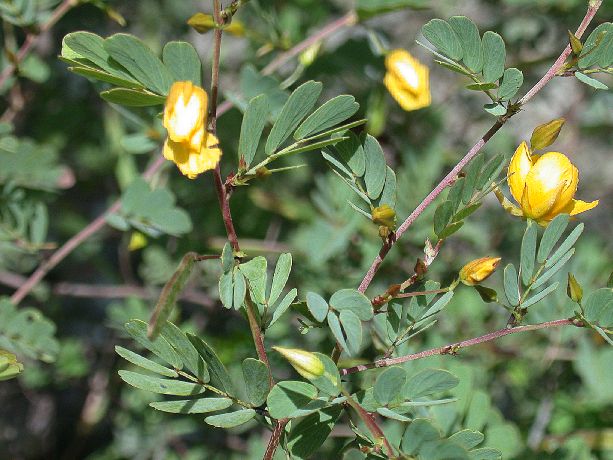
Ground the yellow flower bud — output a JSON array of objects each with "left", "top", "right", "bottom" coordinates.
[
  {"left": 459, "top": 257, "right": 501, "bottom": 286},
  {"left": 272, "top": 346, "right": 325, "bottom": 380},
  {"left": 162, "top": 81, "right": 222, "bottom": 179},
  {"left": 506, "top": 141, "right": 598, "bottom": 224},
  {"left": 383, "top": 49, "right": 431, "bottom": 112},
  {"left": 372, "top": 204, "right": 396, "bottom": 229}
]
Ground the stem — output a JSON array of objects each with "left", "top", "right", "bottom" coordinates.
[
  {"left": 341, "top": 318, "right": 582, "bottom": 375},
  {"left": 0, "top": 0, "right": 77, "bottom": 90},
  {"left": 341, "top": 388, "right": 396, "bottom": 458},
  {"left": 357, "top": 0, "right": 603, "bottom": 295},
  {"left": 394, "top": 288, "right": 449, "bottom": 298}
]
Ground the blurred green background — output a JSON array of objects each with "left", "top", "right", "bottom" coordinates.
[{"left": 0, "top": 0, "right": 612, "bottom": 458}]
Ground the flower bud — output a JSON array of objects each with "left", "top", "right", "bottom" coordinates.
[
  {"left": 459, "top": 257, "right": 501, "bottom": 286},
  {"left": 273, "top": 346, "right": 325, "bottom": 380},
  {"left": 566, "top": 273, "right": 583, "bottom": 303},
  {"left": 372, "top": 204, "right": 396, "bottom": 229}
]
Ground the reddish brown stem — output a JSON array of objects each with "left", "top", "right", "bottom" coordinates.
[{"left": 341, "top": 318, "right": 582, "bottom": 375}]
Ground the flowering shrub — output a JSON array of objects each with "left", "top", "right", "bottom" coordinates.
[{"left": 1, "top": 1, "right": 612, "bottom": 459}]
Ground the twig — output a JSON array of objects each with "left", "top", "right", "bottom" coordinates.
[
  {"left": 0, "top": 0, "right": 77, "bottom": 90},
  {"left": 356, "top": 0, "right": 603, "bottom": 295},
  {"left": 342, "top": 388, "right": 396, "bottom": 458},
  {"left": 340, "top": 318, "right": 583, "bottom": 375},
  {"left": 9, "top": 155, "right": 165, "bottom": 306}
]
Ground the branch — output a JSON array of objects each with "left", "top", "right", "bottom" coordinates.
[
  {"left": 0, "top": 0, "right": 77, "bottom": 90},
  {"left": 356, "top": 1, "right": 603, "bottom": 295},
  {"left": 340, "top": 318, "right": 583, "bottom": 375}
]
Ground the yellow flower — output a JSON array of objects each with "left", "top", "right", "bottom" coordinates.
[
  {"left": 459, "top": 257, "right": 501, "bottom": 286},
  {"left": 384, "top": 49, "right": 431, "bottom": 111},
  {"left": 506, "top": 141, "right": 598, "bottom": 224},
  {"left": 162, "top": 81, "right": 222, "bottom": 179},
  {"left": 272, "top": 347, "right": 325, "bottom": 380}
]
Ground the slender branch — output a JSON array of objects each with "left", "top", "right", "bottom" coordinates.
[
  {"left": 341, "top": 318, "right": 583, "bottom": 375},
  {"left": 0, "top": 0, "right": 77, "bottom": 90},
  {"left": 9, "top": 155, "right": 165, "bottom": 305},
  {"left": 342, "top": 388, "right": 396, "bottom": 458},
  {"left": 357, "top": 1, "right": 603, "bottom": 294},
  {"left": 394, "top": 288, "right": 449, "bottom": 298}
]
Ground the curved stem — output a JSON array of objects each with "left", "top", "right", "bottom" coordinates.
[
  {"left": 356, "top": 0, "right": 603, "bottom": 295},
  {"left": 341, "top": 318, "right": 582, "bottom": 375}
]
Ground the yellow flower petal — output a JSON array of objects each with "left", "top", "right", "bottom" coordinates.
[
  {"left": 163, "top": 81, "right": 207, "bottom": 144},
  {"left": 164, "top": 133, "right": 222, "bottom": 179},
  {"left": 508, "top": 141, "right": 533, "bottom": 203},
  {"left": 565, "top": 199, "right": 599, "bottom": 216},
  {"left": 384, "top": 49, "right": 431, "bottom": 112}
]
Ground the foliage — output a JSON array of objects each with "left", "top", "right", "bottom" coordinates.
[{"left": 1, "top": 1, "right": 612, "bottom": 459}]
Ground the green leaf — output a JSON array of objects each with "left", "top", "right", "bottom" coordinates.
[
  {"left": 546, "top": 223, "right": 583, "bottom": 269},
  {"left": 187, "top": 334, "right": 234, "bottom": 396},
  {"left": 474, "top": 285, "right": 498, "bottom": 303},
  {"left": 476, "top": 154, "right": 505, "bottom": 190},
  {"left": 339, "top": 310, "right": 362, "bottom": 356},
  {"left": 267, "top": 380, "right": 322, "bottom": 419},
  {"left": 422, "top": 19, "right": 463, "bottom": 61},
  {"left": 148, "top": 252, "right": 197, "bottom": 339},
  {"left": 104, "top": 33, "right": 173, "bottom": 95},
  {"left": 294, "top": 95, "right": 359, "bottom": 140},
  {"left": 466, "top": 82, "right": 497, "bottom": 91},
  {"left": 100, "top": 88, "right": 166, "bottom": 106},
  {"left": 221, "top": 242, "right": 234, "bottom": 273},
  {"left": 329, "top": 289, "right": 373, "bottom": 321},
  {"left": 162, "top": 41, "right": 202, "bottom": 86},
  {"left": 307, "top": 292, "right": 329, "bottom": 323},
  {"left": 575, "top": 71, "right": 608, "bottom": 90},
  {"left": 530, "top": 118, "right": 566, "bottom": 151},
  {"left": 374, "top": 366, "right": 407, "bottom": 405},
  {"left": 327, "top": 312, "right": 348, "bottom": 353},
  {"left": 449, "top": 430, "right": 485, "bottom": 450},
  {"left": 118, "top": 370, "right": 205, "bottom": 395},
  {"left": 269, "top": 288, "right": 298, "bottom": 327},
  {"left": 403, "top": 368, "right": 459, "bottom": 399},
  {"left": 481, "top": 31, "right": 506, "bottom": 83},
  {"left": 448, "top": 16, "right": 483, "bottom": 72},
  {"left": 233, "top": 270, "right": 247, "bottom": 310},
  {"left": 238, "top": 65, "right": 288, "bottom": 118},
  {"left": 377, "top": 166, "right": 397, "bottom": 208},
  {"left": 242, "top": 358, "right": 270, "bottom": 406},
  {"left": 335, "top": 132, "right": 366, "bottom": 176},
  {"left": 362, "top": 135, "right": 387, "bottom": 199},
  {"left": 115, "top": 346, "right": 178, "bottom": 378},
  {"left": 438, "top": 221, "right": 464, "bottom": 239},
  {"left": 497, "top": 68, "right": 523, "bottom": 101},
  {"left": 238, "top": 94, "right": 269, "bottom": 168},
  {"left": 503, "top": 263, "right": 520, "bottom": 306},
  {"left": 287, "top": 406, "right": 342, "bottom": 459},
  {"left": 239, "top": 257, "right": 267, "bottom": 304},
  {"left": 434, "top": 200, "right": 454, "bottom": 236},
  {"left": 435, "top": 59, "right": 471, "bottom": 75},
  {"left": 204, "top": 409, "right": 256, "bottom": 428},
  {"left": 68, "top": 66, "right": 143, "bottom": 89},
  {"left": 520, "top": 221, "right": 537, "bottom": 286},
  {"left": 269, "top": 253, "right": 292, "bottom": 307},
  {"left": 537, "top": 215, "right": 570, "bottom": 264},
  {"left": 462, "top": 153, "right": 485, "bottom": 203},
  {"left": 419, "top": 291, "right": 454, "bottom": 320},
  {"left": 469, "top": 448, "right": 503, "bottom": 460},
  {"left": 532, "top": 248, "right": 575, "bottom": 290},
  {"left": 401, "top": 418, "right": 441, "bottom": 454},
  {"left": 483, "top": 103, "right": 506, "bottom": 116},
  {"left": 583, "top": 288, "right": 613, "bottom": 326},
  {"left": 219, "top": 272, "right": 233, "bottom": 309},
  {"left": 447, "top": 178, "right": 464, "bottom": 212},
  {"left": 159, "top": 322, "right": 209, "bottom": 383},
  {"left": 453, "top": 203, "right": 482, "bottom": 222},
  {"left": 63, "top": 31, "right": 137, "bottom": 82},
  {"left": 522, "top": 282, "right": 559, "bottom": 308},
  {"left": 150, "top": 397, "right": 232, "bottom": 414},
  {"left": 265, "top": 81, "right": 322, "bottom": 154},
  {"left": 125, "top": 319, "right": 182, "bottom": 369},
  {"left": 310, "top": 353, "right": 341, "bottom": 397},
  {"left": 578, "top": 23, "right": 613, "bottom": 68}
]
